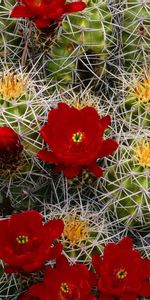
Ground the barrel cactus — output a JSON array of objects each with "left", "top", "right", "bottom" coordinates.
[
  {"left": 122, "top": 0, "right": 150, "bottom": 69},
  {"left": 103, "top": 138, "right": 150, "bottom": 228},
  {"left": 120, "top": 71, "right": 150, "bottom": 130},
  {"left": 0, "top": 68, "right": 45, "bottom": 154},
  {"left": 48, "top": 0, "right": 114, "bottom": 85},
  {"left": 0, "top": 0, "right": 23, "bottom": 60},
  {"left": 42, "top": 201, "right": 121, "bottom": 265}
]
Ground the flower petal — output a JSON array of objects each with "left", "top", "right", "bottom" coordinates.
[
  {"left": 58, "top": 103, "right": 70, "bottom": 110},
  {"left": 11, "top": 5, "right": 33, "bottom": 18},
  {"left": 92, "top": 253, "right": 102, "bottom": 276},
  {"left": 86, "top": 295, "right": 96, "bottom": 300},
  {"left": 56, "top": 255, "right": 69, "bottom": 269},
  {"left": 121, "top": 295, "right": 137, "bottom": 300},
  {"left": 142, "top": 259, "right": 150, "bottom": 278},
  {"left": 37, "top": 150, "right": 60, "bottom": 163},
  {"left": 54, "top": 165, "right": 81, "bottom": 178},
  {"left": 43, "top": 219, "right": 64, "bottom": 241},
  {"left": 98, "top": 139, "right": 118, "bottom": 158},
  {"left": 48, "top": 243, "right": 63, "bottom": 260},
  {"left": 118, "top": 236, "right": 133, "bottom": 249},
  {"left": 4, "top": 265, "right": 21, "bottom": 274},
  {"left": 100, "top": 115, "right": 111, "bottom": 132},
  {"left": 87, "top": 162, "right": 103, "bottom": 177},
  {"left": 139, "top": 281, "right": 150, "bottom": 297},
  {"left": 23, "top": 261, "right": 42, "bottom": 273},
  {"left": 34, "top": 17, "right": 50, "bottom": 28},
  {"left": 64, "top": 2, "right": 86, "bottom": 14},
  {"left": 99, "top": 294, "right": 116, "bottom": 300},
  {"left": 29, "top": 283, "right": 50, "bottom": 299}
]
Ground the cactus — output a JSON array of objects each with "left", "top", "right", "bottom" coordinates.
[
  {"left": 0, "top": 68, "right": 46, "bottom": 154},
  {"left": 0, "top": 1, "right": 150, "bottom": 299},
  {"left": 0, "top": 66, "right": 52, "bottom": 211},
  {"left": 42, "top": 201, "right": 124, "bottom": 265},
  {"left": 122, "top": 0, "right": 150, "bottom": 69},
  {"left": 103, "top": 138, "right": 150, "bottom": 229},
  {"left": 0, "top": 0, "right": 23, "bottom": 60},
  {"left": 47, "top": 0, "right": 114, "bottom": 85},
  {"left": 120, "top": 71, "right": 150, "bottom": 129}
]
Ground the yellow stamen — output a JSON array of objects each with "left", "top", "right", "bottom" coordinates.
[
  {"left": 72, "top": 132, "right": 83, "bottom": 143},
  {"left": 63, "top": 96, "right": 99, "bottom": 110},
  {"left": 133, "top": 74, "right": 150, "bottom": 108},
  {"left": 134, "top": 140, "right": 150, "bottom": 167},
  {"left": 63, "top": 215, "right": 89, "bottom": 245},
  {"left": 34, "top": 0, "right": 41, "bottom": 6},
  {"left": 16, "top": 235, "right": 29, "bottom": 244},
  {"left": 116, "top": 269, "right": 127, "bottom": 280},
  {"left": 0, "top": 73, "right": 26, "bottom": 100},
  {"left": 60, "top": 283, "right": 69, "bottom": 293}
]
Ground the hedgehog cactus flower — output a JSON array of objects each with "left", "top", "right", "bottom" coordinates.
[
  {"left": 0, "top": 210, "right": 64, "bottom": 273},
  {"left": 11, "top": 0, "right": 86, "bottom": 28},
  {"left": 37, "top": 103, "right": 119, "bottom": 178},
  {"left": 22, "top": 255, "right": 96, "bottom": 300},
  {"left": 92, "top": 237, "right": 150, "bottom": 300},
  {"left": 0, "top": 127, "right": 23, "bottom": 168}
]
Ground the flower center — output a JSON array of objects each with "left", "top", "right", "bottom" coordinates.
[
  {"left": 16, "top": 235, "right": 29, "bottom": 244},
  {"left": 34, "top": 0, "right": 41, "bottom": 6},
  {"left": 61, "top": 283, "right": 69, "bottom": 293},
  {"left": 63, "top": 215, "right": 89, "bottom": 245},
  {"left": 134, "top": 140, "right": 150, "bottom": 167},
  {"left": 116, "top": 269, "right": 127, "bottom": 280},
  {"left": 0, "top": 73, "right": 26, "bottom": 100},
  {"left": 133, "top": 75, "right": 150, "bottom": 108},
  {"left": 72, "top": 132, "right": 83, "bottom": 143}
]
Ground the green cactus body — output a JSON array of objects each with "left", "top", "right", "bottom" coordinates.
[
  {"left": 120, "top": 72, "right": 150, "bottom": 129},
  {"left": 48, "top": 0, "right": 113, "bottom": 85},
  {"left": 0, "top": 0, "right": 22, "bottom": 58},
  {"left": 122, "top": 0, "right": 150, "bottom": 68},
  {"left": 104, "top": 144, "right": 150, "bottom": 227},
  {"left": 0, "top": 72, "right": 44, "bottom": 154},
  {"left": 121, "top": 95, "right": 150, "bottom": 128},
  {"left": 45, "top": 206, "right": 108, "bottom": 265}
]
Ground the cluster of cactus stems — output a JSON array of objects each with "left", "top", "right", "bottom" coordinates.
[{"left": 0, "top": 0, "right": 150, "bottom": 299}]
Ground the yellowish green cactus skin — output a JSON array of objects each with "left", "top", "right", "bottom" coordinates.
[
  {"left": 120, "top": 73, "right": 150, "bottom": 129},
  {"left": 122, "top": 0, "right": 150, "bottom": 68},
  {"left": 0, "top": 0, "right": 22, "bottom": 58},
  {"left": 104, "top": 143, "right": 150, "bottom": 228},
  {"left": 48, "top": 0, "right": 113, "bottom": 84},
  {"left": 121, "top": 95, "right": 150, "bottom": 128},
  {"left": 0, "top": 71, "right": 44, "bottom": 154}
]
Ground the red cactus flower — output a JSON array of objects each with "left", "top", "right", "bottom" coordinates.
[
  {"left": 18, "top": 294, "right": 37, "bottom": 300},
  {"left": 0, "top": 126, "right": 23, "bottom": 168},
  {"left": 92, "top": 237, "right": 150, "bottom": 300},
  {"left": 24, "top": 255, "right": 96, "bottom": 300},
  {"left": 0, "top": 210, "right": 64, "bottom": 273},
  {"left": 37, "top": 103, "right": 118, "bottom": 178},
  {"left": 11, "top": 0, "right": 86, "bottom": 28}
]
